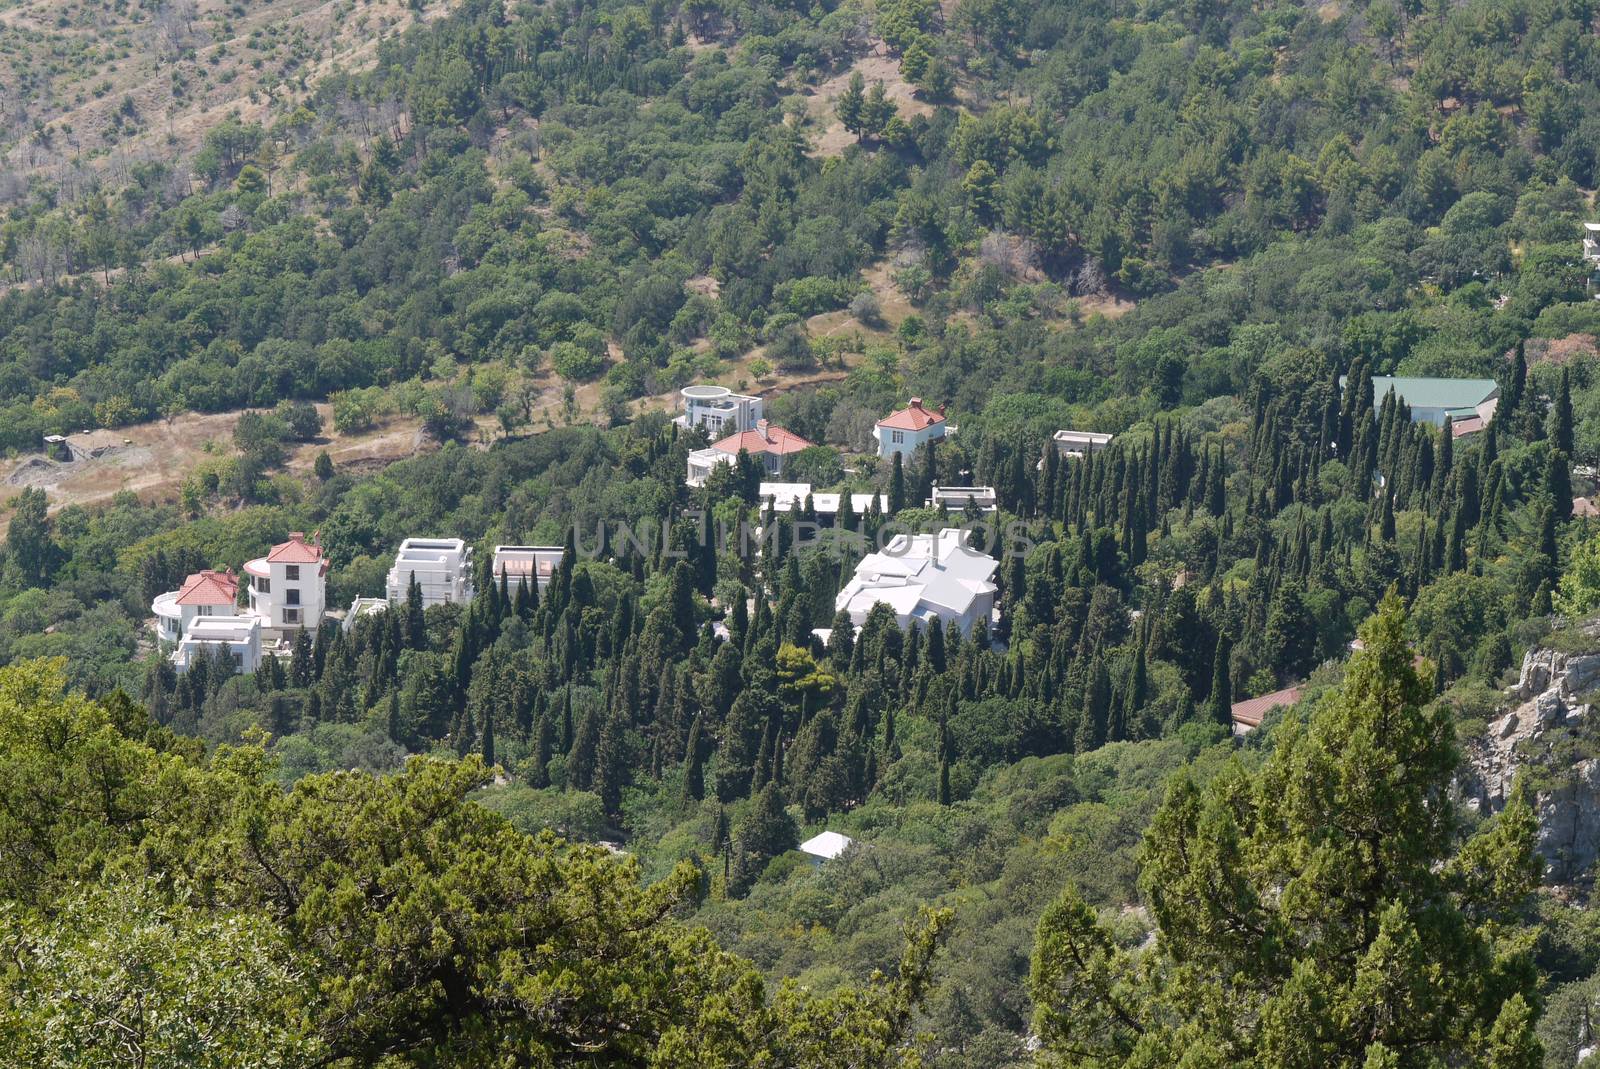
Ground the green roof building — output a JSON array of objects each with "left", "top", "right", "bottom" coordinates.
[{"left": 1338, "top": 375, "right": 1500, "bottom": 428}]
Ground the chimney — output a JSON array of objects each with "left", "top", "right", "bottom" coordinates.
[
  {"left": 908, "top": 397, "right": 923, "bottom": 411},
  {"left": 756, "top": 419, "right": 770, "bottom": 442},
  {"left": 289, "top": 531, "right": 305, "bottom": 543}
]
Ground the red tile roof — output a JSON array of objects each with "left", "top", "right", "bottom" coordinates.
[
  {"left": 1231, "top": 685, "right": 1302, "bottom": 729},
  {"left": 712, "top": 423, "right": 813, "bottom": 456},
  {"left": 877, "top": 398, "right": 946, "bottom": 431},
  {"left": 1450, "top": 415, "right": 1484, "bottom": 438},
  {"left": 1575, "top": 497, "right": 1600, "bottom": 518},
  {"left": 266, "top": 531, "right": 324, "bottom": 564},
  {"left": 175, "top": 568, "right": 239, "bottom": 607}
]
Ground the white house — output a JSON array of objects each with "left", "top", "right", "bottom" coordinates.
[
  {"left": 386, "top": 537, "right": 474, "bottom": 607},
  {"left": 1050, "top": 430, "right": 1114, "bottom": 459},
  {"left": 798, "top": 830, "right": 855, "bottom": 866},
  {"left": 173, "top": 615, "right": 263, "bottom": 675},
  {"left": 677, "top": 385, "right": 763, "bottom": 437},
  {"left": 758, "top": 482, "right": 889, "bottom": 517},
  {"left": 243, "top": 532, "right": 328, "bottom": 642},
  {"left": 152, "top": 568, "right": 241, "bottom": 646},
  {"left": 686, "top": 448, "right": 736, "bottom": 487},
  {"left": 1585, "top": 222, "right": 1600, "bottom": 264},
  {"left": 928, "top": 485, "right": 998, "bottom": 513},
  {"left": 492, "top": 545, "right": 565, "bottom": 590},
  {"left": 834, "top": 528, "right": 997, "bottom": 637},
  {"left": 874, "top": 398, "right": 948, "bottom": 458}
]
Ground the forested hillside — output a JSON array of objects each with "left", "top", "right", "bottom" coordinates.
[{"left": 6, "top": 0, "right": 1600, "bottom": 1064}]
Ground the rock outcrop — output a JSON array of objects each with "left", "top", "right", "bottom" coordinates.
[{"left": 1464, "top": 635, "right": 1600, "bottom": 884}]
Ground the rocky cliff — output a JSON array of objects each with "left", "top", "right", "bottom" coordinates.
[{"left": 1463, "top": 628, "right": 1600, "bottom": 885}]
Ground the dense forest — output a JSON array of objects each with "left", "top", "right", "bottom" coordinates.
[{"left": 6, "top": 0, "right": 1600, "bottom": 1063}]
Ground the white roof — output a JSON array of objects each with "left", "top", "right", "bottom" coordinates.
[
  {"left": 811, "top": 492, "right": 888, "bottom": 514},
  {"left": 836, "top": 528, "right": 998, "bottom": 623},
  {"left": 928, "top": 485, "right": 998, "bottom": 510},
  {"left": 799, "top": 830, "right": 855, "bottom": 861},
  {"left": 759, "top": 482, "right": 812, "bottom": 510},
  {"left": 184, "top": 615, "right": 260, "bottom": 642}
]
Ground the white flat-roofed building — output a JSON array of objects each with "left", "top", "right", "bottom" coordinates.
[
  {"left": 386, "top": 537, "right": 474, "bottom": 607},
  {"left": 173, "top": 615, "right": 262, "bottom": 675},
  {"left": 686, "top": 448, "right": 735, "bottom": 487},
  {"left": 811, "top": 491, "right": 889, "bottom": 516},
  {"left": 492, "top": 545, "right": 565, "bottom": 590},
  {"left": 759, "top": 482, "right": 813, "bottom": 511},
  {"left": 1051, "top": 430, "right": 1114, "bottom": 458},
  {"left": 834, "top": 527, "right": 997, "bottom": 636},
  {"left": 343, "top": 597, "right": 389, "bottom": 633},
  {"left": 678, "top": 385, "right": 764, "bottom": 437},
  {"left": 243, "top": 532, "right": 327, "bottom": 641},
  {"left": 928, "top": 485, "right": 998, "bottom": 513}
]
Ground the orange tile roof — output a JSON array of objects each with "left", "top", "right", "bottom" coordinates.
[
  {"left": 175, "top": 568, "right": 239, "bottom": 607},
  {"left": 1231, "top": 685, "right": 1302, "bottom": 728},
  {"left": 266, "top": 532, "right": 324, "bottom": 564},
  {"left": 712, "top": 424, "right": 813, "bottom": 456},
  {"left": 877, "top": 398, "right": 946, "bottom": 431},
  {"left": 1450, "top": 415, "right": 1484, "bottom": 438}
]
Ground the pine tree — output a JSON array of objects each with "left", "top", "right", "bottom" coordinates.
[
  {"left": 1031, "top": 594, "right": 1542, "bottom": 1066},
  {"left": 836, "top": 72, "right": 866, "bottom": 139}
]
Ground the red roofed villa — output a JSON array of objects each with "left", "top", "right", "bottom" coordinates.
[
  {"left": 875, "top": 398, "right": 949, "bottom": 458},
  {"left": 244, "top": 532, "right": 328, "bottom": 641},
  {"left": 1231, "top": 684, "right": 1302, "bottom": 735},
  {"left": 687, "top": 419, "right": 814, "bottom": 484}
]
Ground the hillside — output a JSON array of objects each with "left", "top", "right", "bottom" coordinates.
[{"left": 5, "top": 0, "right": 1600, "bottom": 1065}]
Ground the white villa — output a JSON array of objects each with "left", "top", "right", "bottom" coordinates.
[
  {"left": 686, "top": 420, "right": 814, "bottom": 485},
  {"left": 832, "top": 527, "right": 997, "bottom": 637},
  {"left": 928, "top": 485, "right": 998, "bottom": 513},
  {"left": 874, "top": 398, "right": 948, "bottom": 459},
  {"left": 386, "top": 537, "right": 474, "bottom": 607},
  {"left": 151, "top": 567, "right": 264, "bottom": 675},
  {"left": 1050, "top": 430, "right": 1114, "bottom": 459},
  {"left": 492, "top": 545, "right": 565, "bottom": 590},
  {"left": 244, "top": 531, "right": 328, "bottom": 642},
  {"left": 677, "top": 384, "right": 764, "bottom": 437}
]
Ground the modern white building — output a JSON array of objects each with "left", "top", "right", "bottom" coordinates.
[
  {"left": 928, "top": 485, "right": 998, "bottom": 513},
  {"left": 686, "top": 448, "right": 736, "bottom": 487},
  {"left": 1051, "top": 430, "right": 1114, "bottom": 459},
  {"left": 798, "top": 830, "right": 855, "bottom": 866},
  {"left": 243, "top": 532, "right": 328, "bottom": 642},
  {"left": 172, "top": 615, "right": 263, "bottom": 675},
  {"left": 491, "top": 545, "right": 565, "bottom": 590},
  {"left": 677, "top": 385, "right": 764, "bottom": 437},
  {"left": 874, "top": 398, "right": 948, "bottom": 458},
  {"left": 386, "top": 537, "right": 474, "bottom": 607},
  {"left": 833, "top": 527, "right": 997, "bottom": 637},
  {"left": 757, "top": 481, "right": 889, "bottom": 517},
  {"left": 1585, "top": 222, "right": 1600, "bottom": 264}
]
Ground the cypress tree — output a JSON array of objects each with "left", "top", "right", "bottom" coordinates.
[
  {"left": 681, "top": 714, "right": 706, "bottom": 804},
  {"left": 1548, "top": 449, "right": 1574, "bottom": 522},
  {"left": 1205, "top": 633, "right": 1233, "bottom": 728},
  {"left": 1550, "top": 366, "right": 1575, "bottom": 457},
  {"left": 889, "top": 452, "right": 906, "bottom": 513}
]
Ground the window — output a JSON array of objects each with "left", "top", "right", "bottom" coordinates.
[
  {"left": 285, "top": 565, "right": 300, "bottom": 581},
  {"left": 255, "top": 577, "right": 270, "bottom": 594},
  {"left": 891, "top": 430, "right": 905, "bottom": 444},
  {"left": 283, "top": 608, "right": 301, "bottom": 624},
  {"left": 287, "top": 589, "right": 300, "bottom": 606}
]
